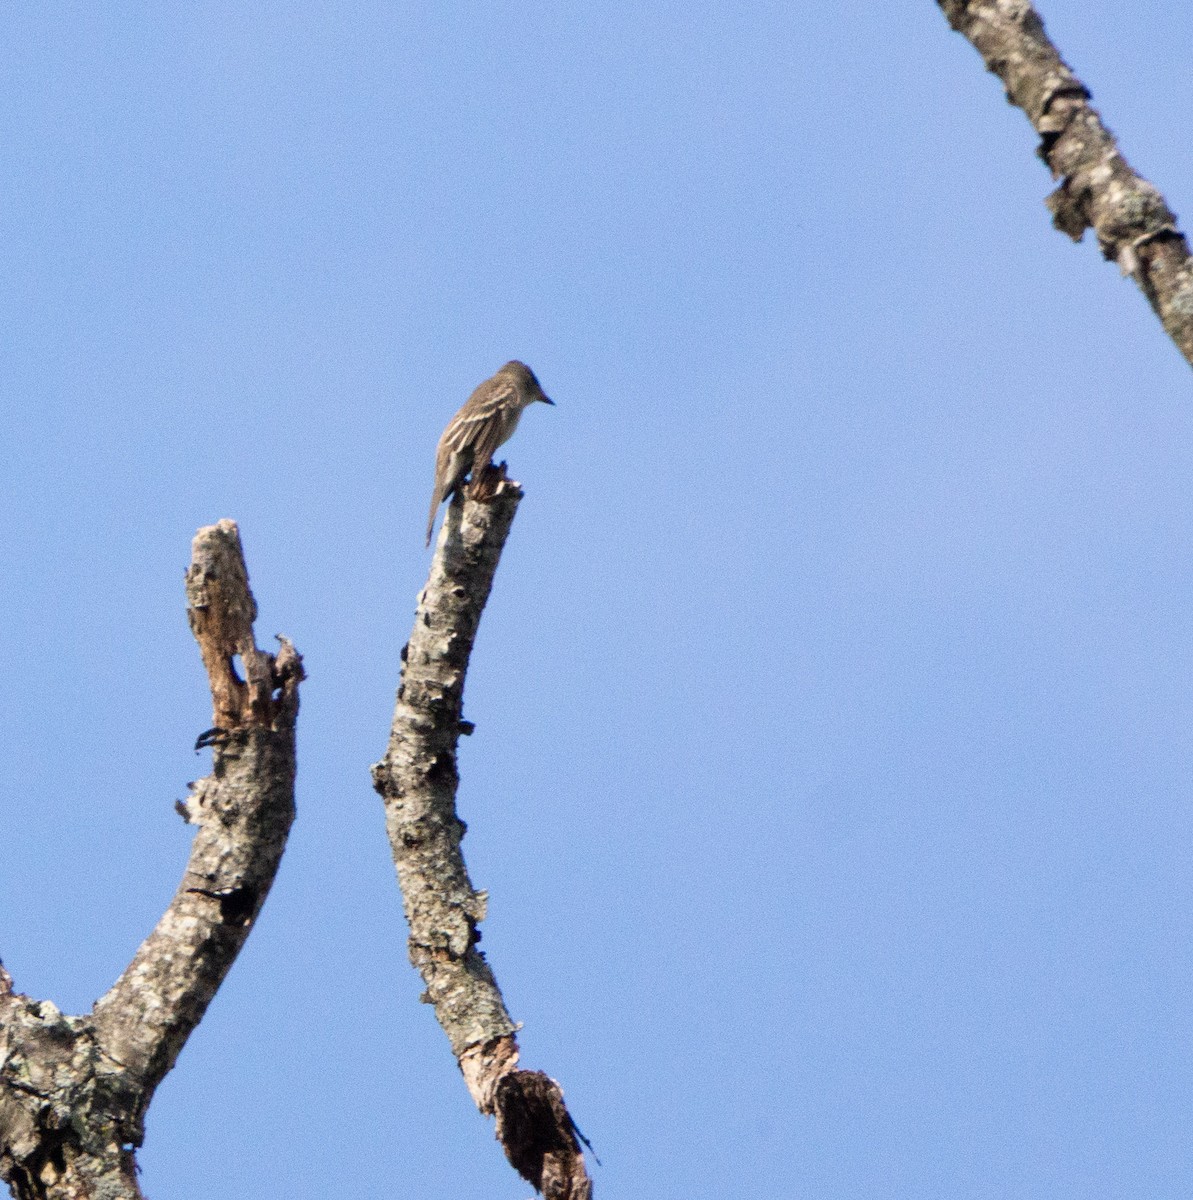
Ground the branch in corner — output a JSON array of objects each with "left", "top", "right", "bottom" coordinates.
[{"left": 937, "top": 0, "right": 1193, "bottom": 368}]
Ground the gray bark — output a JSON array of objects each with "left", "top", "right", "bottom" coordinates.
[
  {"left": 0, "top": 521, "right": 302, "bottom": 1199},
  {"left": 372, "top": 471, "right": 593, "bottom": 1200},
  {"left": 938, "top": 0, "right": 1193, "bottom": 368}
]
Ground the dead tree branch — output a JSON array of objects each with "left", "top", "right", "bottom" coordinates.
[
  {"left": 937, "top": 0, "right": 1193, "bottom": 368},
  {"left": 0, "top": 520, "right": 302, "bottom": 1200},
  {"left": 372, "top": 472, "right": 592, "bottom": 1200}
]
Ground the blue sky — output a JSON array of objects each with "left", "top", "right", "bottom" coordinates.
[{"left": 2, "top": 3, "right": 1191, "bottom": 1197}]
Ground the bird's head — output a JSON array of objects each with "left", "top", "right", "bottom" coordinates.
[{"left": 502, "top": 360, "right": 555, "bottom": 407}]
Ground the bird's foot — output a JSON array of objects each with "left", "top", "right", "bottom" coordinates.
[{"left": 468, "top": 460, "right": 509, "bottom": 501}]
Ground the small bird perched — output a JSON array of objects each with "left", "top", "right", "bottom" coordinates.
[{"left": 425, "top": 360, "right": 554, "bottom": 546}]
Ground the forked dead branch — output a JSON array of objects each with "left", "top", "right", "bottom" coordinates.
[
  {"left": 0, "top": 520, "right": 302, "bottom": 1200},
  {"left": 373, "top": 472, "right": 593, "bottom": 1200}
]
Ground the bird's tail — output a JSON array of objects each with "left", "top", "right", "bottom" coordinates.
[{"left": 425, "top": 490, "right": 441, "bottom": 547}]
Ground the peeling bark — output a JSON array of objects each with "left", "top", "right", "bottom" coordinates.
[
  {"left": 938, "top": 0, "right": 1193, "bottom": 368},
  {"left": 372, "top": 472, "right": 593, "bottom": 1200},
  {"left": 0, "top": 520, "right": 302, "bottom": 1199}
]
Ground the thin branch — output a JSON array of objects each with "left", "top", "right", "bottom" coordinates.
[
  {"left": 0, "top": 520, "right": 302, "bottom": 1200},
  {"left": 372, "top": 471, "right": 592, "bottom": 1200},
  {"left": 938, "top": 0, "right": 1193, "bottom": 368}
]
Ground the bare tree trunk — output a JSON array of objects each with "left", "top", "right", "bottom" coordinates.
[
  {"left": 372, "top": 470, "right": 593, "bottom": 1200},
  {"left": 0, "top": 521, "right": 303, "bottom": 1200},
  {"left": 937, "top": 0, "right": 1193, "bottom": 368}
]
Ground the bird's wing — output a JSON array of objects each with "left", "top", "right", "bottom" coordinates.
[
  {"left": 464, "top": 408, "right": 511, "bottom": 484},
  {"left": 440, "top": 375, "right": 517, "bottom": 459},
  {"left": 426, "top": 375, "right": 518, "bottom": 545},
  {"left": 445, "top": 377, "right": 518, "bottom": 482}
]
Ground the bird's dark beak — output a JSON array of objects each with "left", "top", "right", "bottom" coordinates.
[{"left": 541, "top": 395, "right": 555, "bottom": 405}]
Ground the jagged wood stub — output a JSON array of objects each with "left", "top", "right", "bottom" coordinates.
[
  {"left": 0, "top": 520, "right": 302, "bottom": 1200},
  {"left": 938, "top": 0, "right": 1193, "bottom": 368},
  {"left": 372, "top": 473, "right": 592, "bottom": 1200}
]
